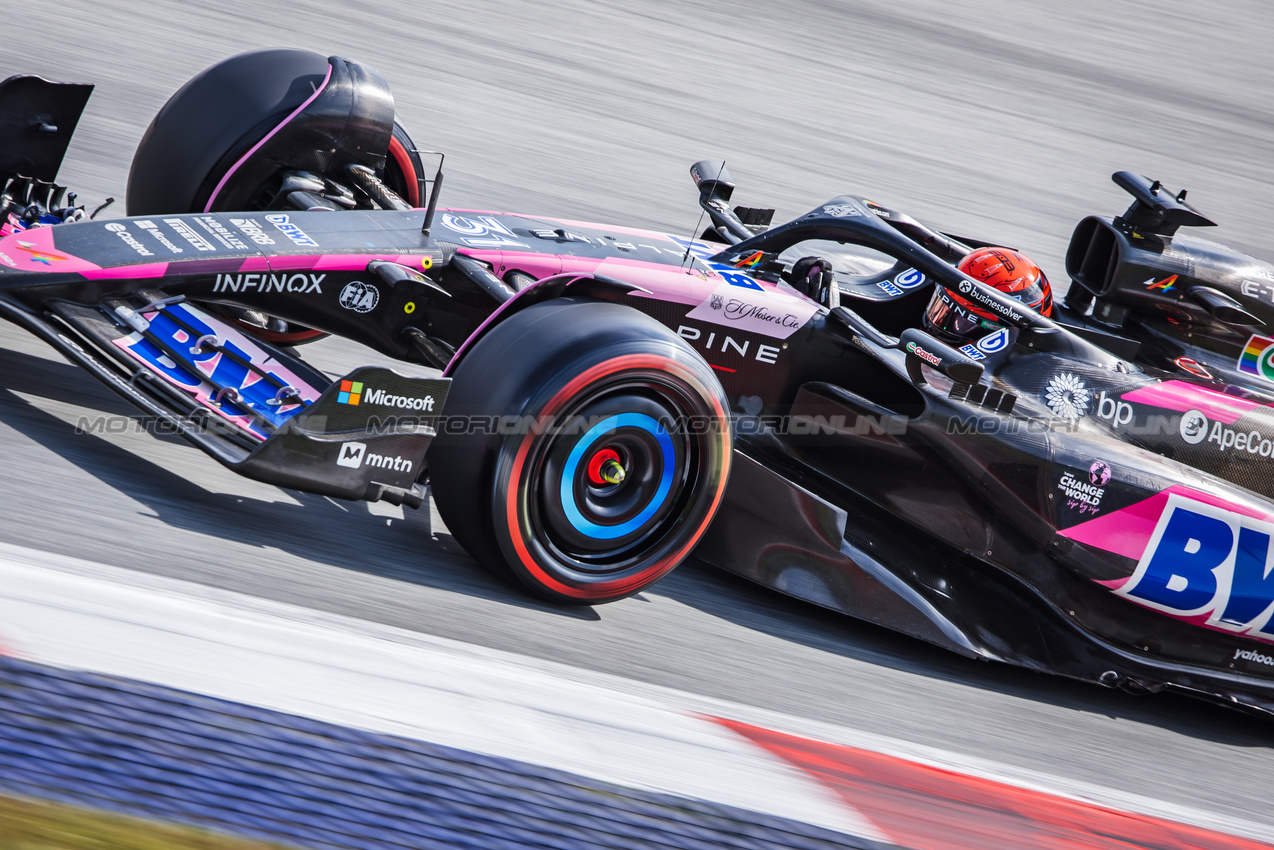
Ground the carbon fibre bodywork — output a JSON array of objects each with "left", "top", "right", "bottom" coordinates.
[{"left": 7, "top": 58, "right": 1274, "bottom": 714}]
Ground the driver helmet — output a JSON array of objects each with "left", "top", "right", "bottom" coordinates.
[{"left": 924, "top": 247, "right": 1053, "bottom": 344}]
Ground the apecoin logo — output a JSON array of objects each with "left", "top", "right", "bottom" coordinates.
[{"left": 1180, "top": 409, "right": 1209, "bottom": 445}]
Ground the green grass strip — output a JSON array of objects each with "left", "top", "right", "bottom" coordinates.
[{"left": 0, "top": 793, "right": 303, "bottom": 850}]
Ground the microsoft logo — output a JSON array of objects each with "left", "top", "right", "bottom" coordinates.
[{"left": 338, "top": 380, "right": 363, "bottom": 405}]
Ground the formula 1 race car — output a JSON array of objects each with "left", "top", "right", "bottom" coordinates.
[{"left": 7, "top": 49, "right": 1274, "bottom": 716}]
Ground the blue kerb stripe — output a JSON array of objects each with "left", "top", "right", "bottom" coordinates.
[{"left": 0, "top": 657, "right": 880, "bottom": 850}]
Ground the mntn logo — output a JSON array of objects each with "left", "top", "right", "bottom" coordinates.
[
  {"left": 335, "top": 440, "right": 414, "bottom": 473},
  {"left": 1117, "top": 493, "right": 1274, "bottom": 638},
  {"left": 336, "top": 441, "right": 366, "bottom": 468},
  {"left": 338, "top": 380, "right": 363, "bottom": 405}
]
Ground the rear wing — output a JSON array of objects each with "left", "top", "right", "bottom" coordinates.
[{"left": 0, "top": 74, "right": 93, "bottom": 182}]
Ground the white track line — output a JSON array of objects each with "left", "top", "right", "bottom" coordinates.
[
  {"left": 2, "top": 540, "right": 1271, "bottom": 844},
  {"left": 0, "top": 542, "right": 885, "bottom": 842}
]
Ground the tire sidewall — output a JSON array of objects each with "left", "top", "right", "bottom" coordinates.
[{"left": 432, "top": 298, "right": 732, "bottom": 604}]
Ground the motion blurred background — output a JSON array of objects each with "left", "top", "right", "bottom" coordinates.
[
  {"left": 5, "top": 0, "right": 1274, "bottom": 843},
  {"left": 12, "top": 0, "right": 1274, "bottom": 278}
]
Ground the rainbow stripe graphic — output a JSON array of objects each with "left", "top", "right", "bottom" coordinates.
[
  {"left": 14, "top": 240, "right": 68, "bottom": 266},
  {"left": 1239, "top": 334, "right": 1274, "bottom": 382}
]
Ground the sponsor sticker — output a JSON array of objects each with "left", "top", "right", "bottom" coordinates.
[
  {"left": 1239, "top": 334, "right": 1274, "bottom": 383},
  {"left": 1057, "top": 468, "right": 1105, "bottom": 514},
  {"left": 339, "top": 281, "right": 380, "bottom": 313},
  {"left": 1235, "top": 648, "right": 1274, "bottom": 667},
  {"left": 229, "top": 217, "right": 277, "bottom": 245},
  {"left": 1115, "top": 493, "right": 1274, "bottom": 639},
  {"left": 893, "top": 268, "right": 926, "bottom": 289},
  {"left": 1144, "top": 274, "right": 1178, "bottom": 292},
  {"left": 876, "top": 279, "right": 904, "bottom": 297},
  {"left": 194, "top": 216, "right": 250, "bottom": 251},
  {"left": 134, "top": 220, "right": 184, "bottom": 254},
  {"left": 104, "top": 222, "right": 154, "bottom": 257},
  {"left": 337, "top": 381, "right": 436, "bottom": 411},
  {"left": 1044, "top": 373, "right": 1090, "bottom": 420},
  {"left": 904, "top": 340, "right": 942, "bottom": 367},
  {"left": 1179, "top": 408, "right": 1209, "bottom": 444},
  {"left": 265, "top": 213, "right": 319, "bottom": 248},
  {"left": 12, "top": 240, "right": 68, "bottom": 265},
  {"left": 1188, "top": 415, "right": 1274, "bottom": 456},
  {"left": 213, "top": 273, "right": 325, "bottom": 294},
  {"left": 821, "top": 204, "right": 861, "bottom": 218},
  {"left": 976, "top": 327, "right": 1011, "bottom": 354},
  {"left": 336, "top": 440, "right": 414, "bottom": 473},
  {"left": 338, "top": 380, "right": 363, "bottom": 405},
  {"left": 1093, "top": 391, "right": 1134, "bottom": 429},
  {"left": 337, "top": 440, "right": 366, "bottom": 468},
  {"left": 676, "top": 325, "right": 781, "bottom": 365},
  {"left": 955, "top": 280, "right": 1025, "bottom": 323},
  {"left": 684, "top": 281, "right": 817, "bottom": 340},
  {"left": 163, "top": 218, "right": 215, "bottom": 252}
]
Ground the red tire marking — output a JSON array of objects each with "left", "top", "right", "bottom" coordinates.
[
  {"left": 712, "top": 716, "right": 1274, "bottom": 850},
  {"left": 388, "top": 134, "right": 420, "bottom": 207},
  {"left": 504, "top": 353, "right": 730, "bottom": 600}
]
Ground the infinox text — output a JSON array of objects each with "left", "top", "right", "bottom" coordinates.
[
  {"left": 1116, "top": 493, "right": 1274, "bottom": 639},
  {"left": 213, "top": 273, "right": 325, "bottom": 294}
]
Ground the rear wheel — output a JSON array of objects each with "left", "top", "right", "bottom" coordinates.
[
  {"left": 203, "top": 117, "right": 425, "bottom": 345},
  {"left": 429, "top": 298, "right": 733, "bottom": 604},
  {"left": 127, "top": 48, "right": 427, "bottom": 344}
]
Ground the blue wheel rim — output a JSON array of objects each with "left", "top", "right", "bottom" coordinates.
[{"left": 559, "top": 413, "right": 675, "bottom": 540}]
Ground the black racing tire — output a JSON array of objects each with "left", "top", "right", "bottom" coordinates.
[{"left": 429, "top": 298, "right": 733, "bottom": 604}]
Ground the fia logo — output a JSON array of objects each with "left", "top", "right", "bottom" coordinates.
[{"left": 339, "top": 281, "right": 380, "bottom": 313}]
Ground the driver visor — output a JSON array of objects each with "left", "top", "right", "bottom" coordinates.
[{"left": 925, "top": 291, "right": 1002, "bottom": 340}]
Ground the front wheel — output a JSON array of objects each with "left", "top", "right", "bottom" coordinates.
[{"left": 429, "top": 299, "right": 732, "bottom": 604}]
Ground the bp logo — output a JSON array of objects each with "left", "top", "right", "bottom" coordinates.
[
  {"left": 339, "top": 281, "right": 380, "bottom": 313},
  {"left": 1044, "top": 373, "right": 1090, "bottom": 420},
  {"left": 1238, "top": 334, "right": 1274, "bottom": 383}
]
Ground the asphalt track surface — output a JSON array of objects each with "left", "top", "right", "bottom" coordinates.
[{"left": 5, "top": 0, "right": 1274, "bottom": 836}]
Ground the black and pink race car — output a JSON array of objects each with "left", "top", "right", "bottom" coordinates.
[{"left": 8, "top": 49, "right": 1274, "bottom": 715}]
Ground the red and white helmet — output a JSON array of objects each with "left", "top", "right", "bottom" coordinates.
[{"left": 924, "top": 247, "right": 1053, "bottom": 343}]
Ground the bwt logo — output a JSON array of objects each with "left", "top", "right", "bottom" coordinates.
[
  {"left": 1116, "top": 493, "right": 1274, "bottom": 639},
  {"left": 336, "top": 441, "right": 414, "bottom": 473}
]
